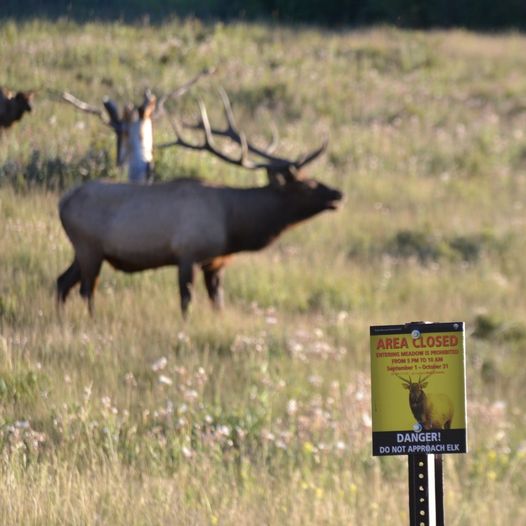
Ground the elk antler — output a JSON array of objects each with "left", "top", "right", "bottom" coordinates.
[
  {"left": 158, "top": 88, "right": 328, "bottom": 180},
  {"left": 154, "top": 66, "right": 217, "bottom": 119},
  {"left": 183, "top": 88, "right": 328, "bottom": 171},
  {"left": 200, "top": 87, "right": 281, "bottom": 160},
  {"left": 418, "top": 373, "right": 433, "bottom": 384},
  {"left": 396, "top": 374, "right": 412, "bottom": 385},
  {"left": 160, "top": 102, "right": 269, "bottom": 171},
  {"left": 62, "top": 69, "right": 213, "bottom": 128},
  {"left": 61, "top": 91, "right": 119, "bottom": 129},
  {"left": 62, "top": 91, "right": 125, "bottom": 133}
]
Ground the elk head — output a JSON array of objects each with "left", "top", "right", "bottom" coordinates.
[
  {"left": 61, "top": 68, "right": 214, "bottom": 182},
  {"left": 0, "top": 89, "right": 34, "bottom": 129},
  {"left": 116, "top": 91, "right": 156, "bottom": 182},
  {"left": 15, "top": 91, "right": 34, "bottom": 114},
  {"left": 398, "top": 374, "right": 430, "bottom": 404},
  {"left": 158, "top": 87, "right": 342, "bottom": 213}
]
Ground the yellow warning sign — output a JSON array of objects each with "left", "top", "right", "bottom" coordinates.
[{"left": 370, "top": 322, "right": 467, "bottom": 456}]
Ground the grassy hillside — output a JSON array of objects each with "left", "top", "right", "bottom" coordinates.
[{"left": 2, "top": 19, "right": 526, "bottom": 524}]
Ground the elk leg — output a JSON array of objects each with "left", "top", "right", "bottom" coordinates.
[
  {"left": 56, "top": 259, "right": 81, "bottom": 306},
  {"left": 78, "top": 257, "right": 102, "bottom": 317},
  {"left": 178, "top": 261, "right": 195, "bottom": 317},
  {"left": 202, "top": 264, "right": 224, "bottom": 309}
]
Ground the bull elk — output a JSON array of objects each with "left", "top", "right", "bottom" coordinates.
[
  {"left": 61, "top": 68, "right": 213, "bottom": 182},
  {"left": 56, "top": 89, "right": 343, "bottom": 316},
  {"left": 397, "top": 374, "right": 454, "bottom": 430},
  {"left": 0, "top": 88, "right": 33, "bottom": 129}
]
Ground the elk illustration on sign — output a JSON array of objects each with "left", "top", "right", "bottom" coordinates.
[
  {"left": 397, "top": 374, "right": 454, "bottom": 430},
  {"left": 56, "top": 89, "right": 342, "bottom": 316}
]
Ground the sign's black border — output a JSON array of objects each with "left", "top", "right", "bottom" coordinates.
[{"left": 371, "top": 321, "right": 464, "bottom": 336}]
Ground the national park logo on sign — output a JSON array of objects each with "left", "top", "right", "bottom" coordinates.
[{"left": 370, "top": 322, "right": 467, "bottom": 456}]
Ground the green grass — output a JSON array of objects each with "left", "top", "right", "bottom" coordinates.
[{"left": 2, "top": 19, "right": 526, "bottom": 525}]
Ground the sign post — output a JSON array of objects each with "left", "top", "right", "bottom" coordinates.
[{"left": 370, "top": 322, "right": 467, "bottom": 524}]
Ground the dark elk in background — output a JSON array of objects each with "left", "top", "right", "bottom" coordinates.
[
  {"left": 0, "top": 88, "right": 33, "bottom": 129},
  {"left": 56, "top": 89, "right": 343, "bottom": 316},
  {"left": 61, "top": 68, "right": 213, "bottom": 183},
  {"left": 397, "top": 374, "right": 454, "bottom": 430}
]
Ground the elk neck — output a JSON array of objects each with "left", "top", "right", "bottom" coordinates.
[
  {"left": 119, "top": 115, "right": 153, "bottom": 183},
  {"left": 223, "top": 185, "right": 320, "bottom": 254},
  {"left": 409, "top": 389, "right": 426, "bottom": 419}
]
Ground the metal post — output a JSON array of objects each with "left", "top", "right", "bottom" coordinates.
[
  {"left": 408, "top": 453, "right": 429, "bottom": 525},
  {"left": 408, "top": 454, "right": 445, "bottom": 526}
]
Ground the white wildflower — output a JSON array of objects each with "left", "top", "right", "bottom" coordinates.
[
  {"left": 151, "top": 356, "right": 168, "bottom": 372},
  {"left": 159, "top": 375, "right": 173, "bottom": 386},
  {"left": 217, "top": 425, "right": 230, "bottom": 437},
  {"left": 182, "top": 446, "right": 193, "bottom": 459},
  {"left": 287, "top": 399, "right": 298, "bottom": 416}
]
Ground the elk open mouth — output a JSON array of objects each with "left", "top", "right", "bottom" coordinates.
[{"left": 327, "top": 192, "right": 344, "bottom": 210}]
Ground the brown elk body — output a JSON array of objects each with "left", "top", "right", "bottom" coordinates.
[
  {"left": 56, "top": 90, "right": 342, "bottom": 316},
  {"left": 0, "top": 89, "right": 33, "bottom": 129},
  {"left": 399, "top": 375, "right": 454, "bottom": 430},
  {"left": 57, "top": 176, "right": 341, "bottom": 315}
]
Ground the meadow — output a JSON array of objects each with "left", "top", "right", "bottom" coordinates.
[{"left": 1, "top": 18, "right": 526, "bottom": 525}]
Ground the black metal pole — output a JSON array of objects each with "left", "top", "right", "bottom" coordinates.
[{"left": 408, "top": 453, "right": 429, "bottom": 526}]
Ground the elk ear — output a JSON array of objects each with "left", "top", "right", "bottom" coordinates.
[
  {"left": 422, "top": 382, "right": 428, "bottom": 388},
  {"left": 402, "top": 383, "right": 410, "bottom": 389},
  {"left": 289, "top": 165, "right": 302, "bottom": 180}
]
